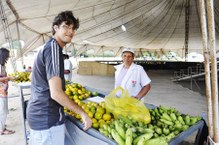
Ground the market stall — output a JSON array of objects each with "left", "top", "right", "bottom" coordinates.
[
  {"left": 64, "top": 84, "right": 209, "bottom": 145},
  {"left": 65, "top": 101, "right": 207, "bottom": 145},
  {"left": 17, "top": 83, "right": 207, "bottom": 145}
]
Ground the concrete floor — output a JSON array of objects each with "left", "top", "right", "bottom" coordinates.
[
  {"left": 72, "top": 70, "right": 207, "bottom": 116},
  {"left": 0, "top": 70, "right": 207, "bottom": 145}
]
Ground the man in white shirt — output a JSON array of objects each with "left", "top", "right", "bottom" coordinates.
[
  {"left": 63, "top": 54, "right": 73, "bottom": 82},
  {"left": 114, "top": 48, "right": 151, "bottom": 100}
]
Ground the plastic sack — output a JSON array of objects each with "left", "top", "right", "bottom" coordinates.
[{"left": 105, "top": 86, "right": 151, "bottom": 124}]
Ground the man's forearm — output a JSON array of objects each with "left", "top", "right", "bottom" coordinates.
[{"left": 134, "top": 84, "right": 151, "bottom": 100}]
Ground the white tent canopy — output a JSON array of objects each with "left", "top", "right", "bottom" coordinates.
[
  {"left": 0, "top": 0, "right": 219, "bottom": 59},
  {"left": 1, "top": 0, "right": 219, "bottom": 143}
]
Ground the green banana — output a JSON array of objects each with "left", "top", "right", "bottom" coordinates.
[
  {"left": 182, "top": 125, "right": 189, "bottom": 131},
  {"left": 170, "top": 113, "right": 177, "bottom": 121},
  {"left": 144, "top": 137, "right": 168, "bottom": 145},
  {"left": 159, "top": 105, "right": 169, "bottom": 112},
  {"left": 155, "top": 127, "right": 162, "bottom": 135},
  {"left": 102, "top": 124, "right": 109, "bottom": 131},
  {"left": 136, "top": 137, "right": 146, "bottom": 145},
  {"left": 175, "top": 120, "right": 182, "bottom": 130},
  {"left": 178, "top": 116, "right": 185, "bottom": 125},
  {"left": 163, "top": 128, "right": 170, "bottom": 135},
  {"left": 184, "top": 115, "right": 190, "bottom": 125},
  {"left": 99, "top": 128, "right": 109, "bottom": 137},
  {"left": 154, "top": 108, "right": 161, "bottom": 116},
  {"left": 115, "top": 120, "right": 126, "bottom": 140},
  {"left": 161, "top": 113, "right": 172, "bottom": 121},
  {"left": 165, "top": 132, "right": 175, "bottom": 142},
  {"left": 190, "top": 117, "right": 198, "bottom": 125},
  {"left": 111, "top": 129, "right": 125, "bottom": 145},
  {"left": 125, "top": 128, "right": 133, "bottom": 145},
  {"left": 174, "top": 130, "right": 180, "bottom": 135},
  {"left": 159, "top": 118, "right": 174, "bottom": 126},
  {"left": 133, "top": 132, "right": 153, "bottom": 145},
  {"left": 136, "top": 127, "right": 154, "bottom": 134}
]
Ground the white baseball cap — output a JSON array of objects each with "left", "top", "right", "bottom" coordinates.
[{"left": 122, "top": 47, "right": 135, "bottom": 54}]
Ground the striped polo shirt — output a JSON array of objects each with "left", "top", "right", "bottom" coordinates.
[{"left": 27, "top": 37, "right": 65, "bottom": 130}]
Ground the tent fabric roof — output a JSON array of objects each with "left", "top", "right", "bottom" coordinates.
[{"left": 0, "top": 0, "right": 219, "bottom": 58}]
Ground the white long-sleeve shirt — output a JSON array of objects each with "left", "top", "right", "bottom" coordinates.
[{"left": 114, "top": 63, "right": 151, "bottom": 97}]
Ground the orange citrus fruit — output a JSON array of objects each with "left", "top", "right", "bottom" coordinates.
[
  {"left": 75, "top": 114, "right": 81, "bottom": 119},
  {"left": 102, "top": 113, "right": 112, "bottom": 121},
  {"left": 73, "top": 95, "right": 79, "bottom": 100},
  {"left": 92, "top": 122, "right": 99, "bottom": 129},
  {"left": 78, "top": 95, "right": 84, "bottom": 100},
  {"left": 94, "top": 112, "right": 102, "bottom": 120},
  {"left": 92, "top": 118, "right": 97, "bottom": 123},
  {"left": 96, "top": 107, "right": 105, "bottom": 115},
  {"left": 98, "top": 119, "right": 106, "bottom": 128},
  {"left": 87, "top": 111, "right": 94, "bottom": 118}
]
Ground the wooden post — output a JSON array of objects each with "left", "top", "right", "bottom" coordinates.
[
  {"left": 199, "top": 0, "right": 213, "bottom": 138},
  {"left": 206, "top": 0, "right": 219, "bottom": 142}
]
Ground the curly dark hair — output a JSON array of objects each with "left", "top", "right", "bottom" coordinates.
[
  {"left": 52, "top": 10, "right": 79, "bottom": 35},
  {"left": 0, "top": 47, "right": 10, "bottom": 66}
]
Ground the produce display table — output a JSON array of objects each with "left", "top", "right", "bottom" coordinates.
[
  {"left": 65, "top": 117, "right": 117, "bottom": 145},
  {"left": 17, "top": 82, "right": 31, "bottom": 145},
  {"left": 65, "top": 107, "right": 206, "bottom": 145},
  {"left": 65, "top": 87, "right": 207, "bottom": 145},
  {"left": 17, "top": 84, "right": 207, "bottom": 145}
]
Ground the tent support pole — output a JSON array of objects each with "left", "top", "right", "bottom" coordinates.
[
  {"left": 199, "top": 0, "right": 213, "bottom": 138},
  {"left": 206, "top": 0, "right": 219, "bottom": 142}
]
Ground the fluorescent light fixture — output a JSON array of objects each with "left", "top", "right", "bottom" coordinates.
[
  {"left": 121, "top": 25, "right": 126, "bottom": 31},
  {"left": 83, "top": 40, "right": 93, "bottom": 44}
]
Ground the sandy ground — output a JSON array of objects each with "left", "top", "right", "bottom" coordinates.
[{"left": 0, "top": 70, "right": 207, "bottom": 145}]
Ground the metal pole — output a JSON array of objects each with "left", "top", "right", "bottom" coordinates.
[
  {"left": 206, "top": 0, "right": 219, "bottom": 142},
  {"left": 199, "top": 0, "right": 213, "bottom": 138},
  {"left": 16, "top": 20, "right": 24, "bottom": 66},
  {"left": 184, "top": 0, "right": 190, "bottom": 61},
  {"left": 0, "top": 0, "right": 17, "bottom": 72}
]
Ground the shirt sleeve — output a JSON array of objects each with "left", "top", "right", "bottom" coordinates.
[
  {"left": 45, "top": 40, "right": 61, "bottom": 81},
  {"left": 64, "top": 60, "right": 71, "bottom": 70},
  {"left": 140, "top": 66, "right": 151, "bottom": 87}
]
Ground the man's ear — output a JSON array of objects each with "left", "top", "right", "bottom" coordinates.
[{"left": 53, "top": 25, "right": 58, "bottom": 31}]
